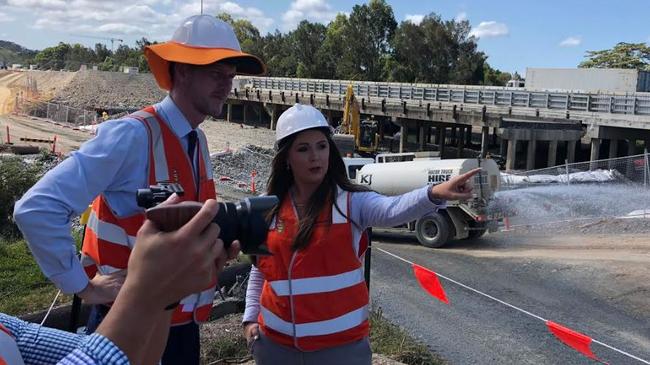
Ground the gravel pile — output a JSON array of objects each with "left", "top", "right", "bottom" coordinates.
[
  {"left": 211, "top": 144, "right": 274, "bottom": 195},
  {"left": 51, "top": 70, "right": 166, "bottom": 110}
]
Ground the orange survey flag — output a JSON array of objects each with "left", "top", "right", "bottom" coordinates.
[
  {"left": 412, "top": 264, "right": 449, "bottom": 304},
  {"left": 546, "top": 321, "right": 606, "bottom": 363}
]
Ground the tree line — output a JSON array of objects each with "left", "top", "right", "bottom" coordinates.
[{"left": 12, "top": 0, "right": 649, "bottom": 84}]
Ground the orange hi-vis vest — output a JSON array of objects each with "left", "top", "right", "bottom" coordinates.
[
  {"left": 81, "top": 106, "right": 217, "bottom": 325},
  {"left": 256, "top": 189, "right": 370, "bottom": 351}
]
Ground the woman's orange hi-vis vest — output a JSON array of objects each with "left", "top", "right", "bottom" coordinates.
[
  {"left": 81, "top": 106, "right": 217, "bottom": 325},
  {"left": 256, "top": 189, "right": 370, "bottom": 351}
]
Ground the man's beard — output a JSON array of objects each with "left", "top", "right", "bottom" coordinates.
[{"left": 199, "top": 100, "right": 224, "bottom": 120}]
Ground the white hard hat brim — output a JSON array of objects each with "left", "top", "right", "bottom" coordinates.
[{"left": 145, "top": 42, "right": 266, "bottom": 90}]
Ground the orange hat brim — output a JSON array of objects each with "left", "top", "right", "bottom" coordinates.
[{"left": 145, "top": 42, "right": 267, "bottom": 91}]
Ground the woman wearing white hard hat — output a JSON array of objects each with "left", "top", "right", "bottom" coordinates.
[{"left": 242, "top": 104, "right": 479, "bottom": 364}]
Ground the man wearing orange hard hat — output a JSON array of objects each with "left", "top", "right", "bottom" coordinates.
[{"left": 14, "top": 14, "right": 266, "bottom": 365}]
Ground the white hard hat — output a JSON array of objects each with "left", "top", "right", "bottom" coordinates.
[
  {"left": 276, "top": 104, "right": 330, "bottom": 143},
  {"left": 145, "top": 15, "right": 265, "bottom": 90}
]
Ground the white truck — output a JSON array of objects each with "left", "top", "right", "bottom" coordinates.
[{"left": 344, "top": 153, "right": 505, "bottom": 248}]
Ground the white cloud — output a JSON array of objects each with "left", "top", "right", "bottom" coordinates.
[
  {"left": 2, "top": 0, "right": 275, "bottom": 42},
  {"left": 404, "top": 14, "right": 424, "bottom": 25},
  {"left": 455, "top": 12, "right": 467, "bottom": 22},
  {"left": 559, "top": 36, "right": 582, "bottom": 47},
  {"left": 0, "top": 11, "right": 14, "bottom": 22},
  {"left": 282, "top": 0, "right": 337, "bottom": 31},
  {"left": 469, "top": 21, "right": 509, "bottom": 39}
]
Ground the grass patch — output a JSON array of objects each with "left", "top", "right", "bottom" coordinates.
[
  {"left": 0, "top": 238, "right": 72, "bottom": 315},
  {"left": 370, "top": 307, "right": 445, "bottom": 365},
  {"left": 200, "top": 314, "right": 249, "bottom": 364}
]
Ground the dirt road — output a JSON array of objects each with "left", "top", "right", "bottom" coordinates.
[
  {"left": 370, "top": 230, "right": 650, "bottom": 364},
  {"left": 0, "top": 72, "right": 24, "bottom": 115}
]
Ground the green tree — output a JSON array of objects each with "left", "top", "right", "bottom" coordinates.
[
  {"left": 579, "top": 42, "right": 650, "bottom": 70},
  {"left": 482, "top": 64, "right": 512, "bottom": 86},
  {"left": 289, "top": 20, "right": 328, "bottom": 78},
  {"left": 321, "top": 13, "right": 350, "bottom": 79},
  {"left": 94, "top": 43, "right": 111, "bottom": 64},
  {"left": 259, "top": 30, "right": 296, "bottom": 77},
  {"left": 340, "top": 0, "right": 397, "bottom": 80},
  {"left": 34, "top": 42, "right": 71, "bottom": 70}
]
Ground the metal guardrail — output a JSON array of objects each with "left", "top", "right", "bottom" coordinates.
[{"left": 239, "top": 76, "right": 650, "bottom": 116}]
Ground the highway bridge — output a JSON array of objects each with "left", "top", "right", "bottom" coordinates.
[{"left": 226, "top": 77, "right": 650, "bottom": 170}]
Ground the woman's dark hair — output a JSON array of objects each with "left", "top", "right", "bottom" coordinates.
[{"left": 266, "top": 128, "right": 370, "bottom": 251}]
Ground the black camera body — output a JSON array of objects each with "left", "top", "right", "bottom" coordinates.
[{"left": 137, "top": 183, "right": 276, "bottom": 256}]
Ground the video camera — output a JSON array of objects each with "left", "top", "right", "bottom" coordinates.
[{"left": 137, "top": 183, "right": 276, "bottom": 256}]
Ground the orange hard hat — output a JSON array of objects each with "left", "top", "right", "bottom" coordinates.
[{"left": 145, "top": 15, "right": 266, "bottom": 90}]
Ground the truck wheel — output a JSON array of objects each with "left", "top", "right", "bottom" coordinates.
[{"left": 415, "top": 213, "right": 451, "bottom": 248}]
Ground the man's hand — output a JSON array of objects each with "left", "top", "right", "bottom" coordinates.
[
  {"left": 430, "top": 168, "right": 481, "bottom": 201},
  {"left": 125, "top": 199, "right": 227, "bottom": 307},
  {"left": 77, "top": 270, "right": 126, "bottom": 304}
]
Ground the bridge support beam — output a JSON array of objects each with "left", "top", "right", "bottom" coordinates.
[
  {"left": 567, "top": 140, "right": 576, "bottom": 163},
  {"left": 456, "top": 127, "right": 464, "bottom": 158},
  {"left": 526, "top": 139, "right": 537, "bottom": 170},
  {"left": 226, "top": 103, "right": 232, "bottom": 123},
  {"left": 506, "top": 139, "right": 517, "bottom": 171},
  {"left": 399, "top": 124, "right": 407, "bottom": 153},
  {"left": 242, "top": 104, "right": 248, "bottom": 124},
  {"left": 547, "top": 140, "right": 558, "bottom": 167},
  {"left": 492, "top": 128, "right": 498, "bottom": 147},
  {"left": 465, "top": 126, "right": 472, "bottom": 146},
  {"left": 590, "top": 138, "right": 601, "bottom": 170},
  {"left": 480, "top": 126, "right": 489, "bottom": 158}
]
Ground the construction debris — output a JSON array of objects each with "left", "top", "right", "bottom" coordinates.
[{"left": 211, "top": 144, "right": 274, "bottom": 194}]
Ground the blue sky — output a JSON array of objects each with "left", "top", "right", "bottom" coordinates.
[{"left": 0, "top": 0, "right": 648, "bottom": 75}]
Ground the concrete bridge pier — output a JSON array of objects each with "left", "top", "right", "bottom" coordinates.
[
  {"left": 242, "top": 104, "right": 248, "bottom": 124},
  {"left": 547, "top": 140, "right": 558, "bottom": 167},
  {"left": 502, "top": 125, "right": 583, "bottom": 171},
  {"left": 567, "top": 141, "right": 577, "bottom": 163},
  {"left": 419, "top": 123, "right": 426, "bottom": 151},
  {"left": 456, "top": 127, "right": 464, "bottom": 158},
  {"left": 399, "top": 124, "right": 407, "bottom": 153},
  {"left": 590, "top": 138, "right": 601, "bottom": 170},
  {"left": 465, "top": 126, "right": 472, "bottom": 147},
  {"left": 437, "top": 126, "right": 447, "bottom": 158},
  {"left": 506, "top": 139, "right": 518, "bottom": 171},
  {"left": 226, "top": 103, "right": 233, "bottom": 123},
  {"left": 526, "top": 139, "right": 537, "bottom": 170},
  {"left": 480, "top": 126, "right": 490, "bottom": 158},
  {"left": 270, "top": 104, "right": 279, "bottom": 130}
]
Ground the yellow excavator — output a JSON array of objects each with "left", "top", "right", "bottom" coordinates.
[{"left": 335, "top": 85, "right": 380, "bottom": 156}]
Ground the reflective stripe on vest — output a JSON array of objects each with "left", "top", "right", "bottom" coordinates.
[
  {"left": 260, "top": 305, "right": 368, "bottom": 338},
  {"left": 86, "top": 210, "right": 136, "bottom": 249},
  {"left": 179, "top": 287, "right": 216, "bottom": 312},
  {"left": 269, "top": 267, "right": 364, "bottom": 296}
]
